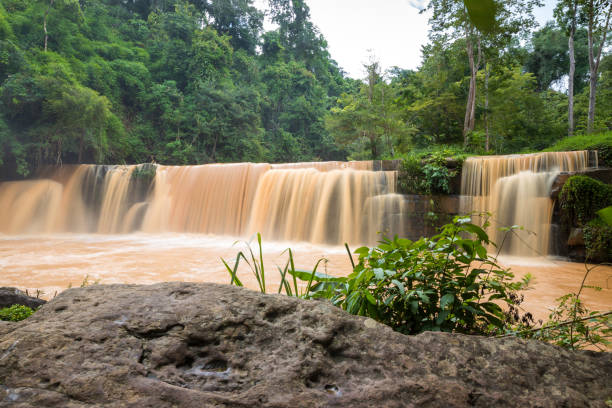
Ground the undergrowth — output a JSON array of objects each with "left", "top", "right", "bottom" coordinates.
[{"left": 223, "top": 216, "right": 611, "bottom": 350}]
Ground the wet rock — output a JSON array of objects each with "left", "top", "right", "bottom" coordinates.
[
  {"left": 549, "top": 173, "right": 571, "bottom": 199},
  {"left": 567, "top": 228, "right": 585, "bottom": 246},
  {"left": 0, "top": 282, "right": 610, "bottom": 408},
  {"left": 0, "top": 287, "right": 46, "bottom": 310}
]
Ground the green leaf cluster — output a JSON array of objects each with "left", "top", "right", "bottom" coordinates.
[
  {"left": 583, "top": 218, "right": 612, "bottom": 263},
  {"left": 0, "top": 304, "right": 34, "bottom": 321},
  {"left": 559, "top": 175, "right": 612, "bottom": 262}
]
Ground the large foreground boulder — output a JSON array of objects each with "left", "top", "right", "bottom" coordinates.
[{"left": 0, "top": 283, "right": 610, "bottom": 407}]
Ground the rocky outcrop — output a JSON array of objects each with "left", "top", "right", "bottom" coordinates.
[
  {"left": 550, "top": 167, "right": 612, "bottom": 199},
  {"left": 0, "top": 283, "right": 610, "bottom": 408},
  {"left": 0, "top": 287, "right": 46, "bottom": 310}
]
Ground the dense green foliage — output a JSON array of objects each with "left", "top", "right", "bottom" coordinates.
[
  {"left": 0, "top": 0, "right": 609, "bottom": 176},
  {"left": 314, "top": 217, "right": 529, "bottom": 335},
  {"left": 544, "top": 131, "right": 612, "bottom": 167},
  {"left": 0, "top": 0, "right": 348, "bottom": 177},
  {"left": 584, "top": 218, "right": 612, "bottom": 262},
  {"left": 397, "top": 147, "right": 468, "bottom": 194},
  {"left": 559, "top": 175, "right": 612, "bottom": 226},
  {"left": 0, "top": 304, "right": 34, "bottom": 321}
]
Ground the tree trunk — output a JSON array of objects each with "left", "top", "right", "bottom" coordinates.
[
  {"left": 568, "top": 2, "right": 576, "bottom": 138},
  {"left": 43, "top": 0, "right": 55, "bottom": 52},
  {"left": 586, "top": 0, "right": 612, "bottom": 133},
  {"left": 463, "top": 37, "right": 475, "bottom": 144},
  {"left": 463, "top": 28, "right": 479, "bottom": 145},
  {"left": 484, "top": 62, "right": 490, "bottom": 151},
  {"left": 469, "top": 39, "right": 481, "bottom": 132}
]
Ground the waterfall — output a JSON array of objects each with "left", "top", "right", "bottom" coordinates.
[
  {"left": 0, "top": 161, "right": 404, "bottom": 245},
  {"left": 460, "top": 151, "right": 593, "bottom": 256},
  {"left": 0, "top": 151, "right": 596, "bottom": 251}
]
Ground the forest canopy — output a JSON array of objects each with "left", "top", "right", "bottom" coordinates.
[{"left": 0, "top": 0, "right": 610, "bottom": 177}]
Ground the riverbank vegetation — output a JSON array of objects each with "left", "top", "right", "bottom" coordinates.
[
  {"left": 0, "top": 0, "right": 610, "bottom": 178},
  {"left": 223, "top": 219, "right": 611, "bottom": 350}
]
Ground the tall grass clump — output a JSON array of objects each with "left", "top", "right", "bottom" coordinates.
[{"left": 221, "top": 233, "right": 332, "bottom": 298}]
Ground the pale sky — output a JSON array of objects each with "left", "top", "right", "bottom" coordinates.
[{"left": 255, "top": 0, "right": 557, "bottom": 79}]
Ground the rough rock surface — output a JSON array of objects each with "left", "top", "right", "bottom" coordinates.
[
  {"left": 0, "top": 287, "right": 46, "bottom": 310},
  {"left": 0, "top": 283, "right": 610, "bottom": 408}
]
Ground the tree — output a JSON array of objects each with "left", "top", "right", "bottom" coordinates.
[
  {"left": 201, "top": 0, "right": 263, "bottom": 54},
  {"left": 554, "top": 0, "right": 579, "bottom": 137},
  {"left": 326, "top": 59, "right": 414, "bottom": 159},
  {"left": 426, "top": 0, "right": 541, "bottom": 145},
  {"left": 486, "top": 68, "right": 564, "bottom": 152},
  {"left": 397, "top": 40, "right": 465, "bottom": 147},
  {"left": 583, "top": 0, "right": 612, "bottom": 133},
  {"left": 46, "top": 85, "right": 117, "bottom": 162}
]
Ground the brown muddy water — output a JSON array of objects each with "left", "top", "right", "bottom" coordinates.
[{"left": 1, "top": 233, "right": 610, "bottom": 322}]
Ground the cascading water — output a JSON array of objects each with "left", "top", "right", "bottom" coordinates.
[
  {"left": 0, "top": 151, "right": 596, "bottom": 251},
  {"left": 0, "top": 161, "right": 405, "bottom": 245},
  {"left": 460, "top": 151, "right": 593, "bottom": 256},
  {"left": 247, "top": 168, "right": 398, "bottom": 244}
]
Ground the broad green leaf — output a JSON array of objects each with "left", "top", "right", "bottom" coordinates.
[
  {"left": 440, "top": 293, "right": 454, "bottom": 309},
  {"left": 392, "top": 279, "right": 405, "bottom": 295}
]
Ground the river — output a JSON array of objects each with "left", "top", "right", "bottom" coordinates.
[{"left": 1, "top": 233, "right": 610, "bottom": 322}]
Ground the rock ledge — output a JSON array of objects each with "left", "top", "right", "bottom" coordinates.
[{"left": 0, "top": 283, "right": 610, "bottom": 407}]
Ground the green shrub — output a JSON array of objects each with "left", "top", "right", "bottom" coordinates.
[
  {"left": 398, "top": 154, "right": 429, "bottom": 194},
  {"left": 397, "top": 148, "right": 466, "bottom": 194},
  {"left": 307, "top": 216, "right": 530, "bottom": 335},
  {"left": 0, "top": 304, "right": 34, "bottom": 321},
  {"left": 584, "top": 218, "right": 612, "bottom": 263},
  {"left": 559, "top": 175, "right": 612, "bottom": 226},
  {"left": 544, "top": 131, "right": 612, "bottom": 167}
]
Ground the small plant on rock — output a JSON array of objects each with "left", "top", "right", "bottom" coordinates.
[{"left": 0, "top": 304, "right": 34, "bottom": 322}]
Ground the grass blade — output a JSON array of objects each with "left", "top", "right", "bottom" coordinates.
[
  {"left": 305, "top": 258, "right": 327, "bottom": 296},
  {"left": 257, "top": 233, "right": 265, "bottom": 293},
  {"left": 221, "top": 256, "right": 243, "bottom": 287},
  {"left": 345, "top": 243, "right": 355, "bottom": 269}
]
